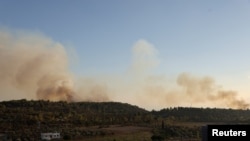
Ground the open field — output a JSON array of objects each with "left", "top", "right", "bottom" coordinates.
[
  {"left": 70, "top": 125, "right": 153, "bottom": 141},
  {"left": 65, "top": 124, "right": 202, "bottom": 141}
]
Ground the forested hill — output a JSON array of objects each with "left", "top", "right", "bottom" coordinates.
[
  {"left": 1, "top": 99, "right": 250, "bottom": 125},
  {"left": 0, "top": 99, "right": 150, "bottom": 128},
  {"left": 2, "top": 100, "right": 250, "bottom": 140},
  {"left": 0, "top": 99, "right": 151, "bottom": 140}
]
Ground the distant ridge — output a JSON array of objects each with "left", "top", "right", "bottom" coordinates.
[{"left": 152, "top": 107, "right": 250, "bottom": 123}]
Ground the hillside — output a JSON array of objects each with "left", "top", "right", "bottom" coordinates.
[
  {"left": 0, "top": 99, "right": 150, "bottom": 127},
  {"left": 0, "top": 99, "right": 151, "bottom": 140},
  {"left": 1, "top": 99, "right": 250, "bottom": 140}
]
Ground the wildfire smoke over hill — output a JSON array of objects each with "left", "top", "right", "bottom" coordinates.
[{"left": 0, "top": 29, "right": 248, "bottom": 110}]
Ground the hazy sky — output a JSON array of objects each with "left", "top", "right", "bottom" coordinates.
[{"left": 1, "top": 0, "right": 250, "bottom": 109}]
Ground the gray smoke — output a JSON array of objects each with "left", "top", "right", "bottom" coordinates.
[
  {"left": 0, "top": 29, "right": 109, "bottom": 102},
  {"left": 177, "top": 73, "right": 249, "bottom": 109}
]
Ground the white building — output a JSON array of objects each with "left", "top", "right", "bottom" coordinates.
[{"left": 41, "top": 132, "right": 60, "bottom": 140}]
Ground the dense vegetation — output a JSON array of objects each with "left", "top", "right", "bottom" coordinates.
[
  {"left": 1, "top": 99, "right": 250, "bottom": 140},
  {"left": 0, "top": 99, "right": 152, "bottom": 140},
  {"left": 0, "top": 99, "right": 150, "bottom": 127},
  {"left": 152, "top": 107, "right": 250, "bottom": 123}
]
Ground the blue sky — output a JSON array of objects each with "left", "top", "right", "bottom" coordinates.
[
  {"left": 1, "top": 0, "right": 250, "bottom": 109},
  {"left": 1, "top": 0, "right": 249, "bottom": 74}
]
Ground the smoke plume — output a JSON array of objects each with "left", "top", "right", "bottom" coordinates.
[
  {"left": 129, "top": 39, "right": 160, "bottom": 74},
  {"left": 176, "top": 73, "right": 249, "bottom": 109},
  {"left": 0, "top": 29, "right": 109, "bottom": 102},
  {"left": 0, "top": 29, "right": 248, "bottom": 110},
  {"left": 113, "top": 39, "right": 250, "bottom": 110}
]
